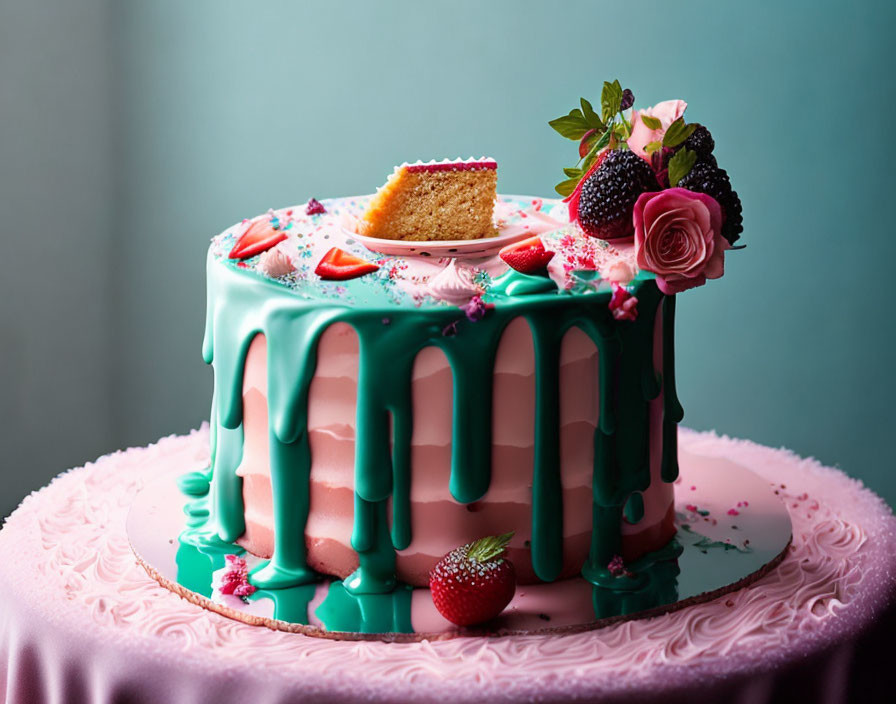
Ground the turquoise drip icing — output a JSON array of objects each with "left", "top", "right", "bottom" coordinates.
[
  {"left": 661, "top": 295, "right": 684, "bottom": 483},
  {"left": 202, "top": 249, "right": 682, "bottom": 597}
]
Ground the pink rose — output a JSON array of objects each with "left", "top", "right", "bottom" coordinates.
[
  {"left": 633, "top": 188, "right": 727, "bottom": 295},
  {"left": 628, "top": 99, "right": 688, "bottom": 161}
]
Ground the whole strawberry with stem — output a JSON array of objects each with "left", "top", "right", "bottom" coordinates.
[{"left": 430, "top": 532, "right": 516, "bottom": 626}]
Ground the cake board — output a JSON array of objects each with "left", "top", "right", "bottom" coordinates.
[{"left": 127, "top": 441, "right": 793, "bottom": 640}]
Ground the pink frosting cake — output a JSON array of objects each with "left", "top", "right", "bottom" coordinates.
[
  {"left": 235, "top": 316, "right": 673, "bottom": 586},
  {"left": 0, "top": 429, "right": 891, "bottom": 703}
]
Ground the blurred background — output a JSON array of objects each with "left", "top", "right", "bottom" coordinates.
[{"left": 1, "top": 0, "right": 894, "bottom": 518}]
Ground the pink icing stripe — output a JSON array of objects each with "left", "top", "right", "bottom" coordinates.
[
  {"left": 0, "top": 427, "right": 892, "bottom": 704},
  {"left": 405, "top": 160, "right": 497, "bottom": 173}
]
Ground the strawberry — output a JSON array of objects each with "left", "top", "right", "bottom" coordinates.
[
  {"left": 229, "top": 220, "right": 288, "bottom": 260},
  {"left": 565, "top": 148, "right": 610, "bottom": 225},
  {"left": 429, "top": 532, "right": 516, "bottom": 627},
  {"left": 498, "top": 236, "right": 554, "bottom": 274},
  {"left": 578, "top": 128, "right": 599, "bottom": 158},
  {"left": 314, "top": 247, "right": 379, "bottom": 281}
]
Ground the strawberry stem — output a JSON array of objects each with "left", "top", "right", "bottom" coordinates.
[{"left": 466, "top": 532, "right": 514, "bottom": 563}]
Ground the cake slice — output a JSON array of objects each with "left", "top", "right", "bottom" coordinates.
[{"left": 360, "top": 158, "right": 498, "bottom": 241}]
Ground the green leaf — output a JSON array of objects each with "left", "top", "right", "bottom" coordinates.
[
  {"left": 548, "top": 109, "right": 590, "bottom": 140},
  {"left": 555, "top": 178, "right": 580, "bottom": 197},
  {"left": 668, "top": 147, "right": 697, "bottom": 186},
  {"left": 663, "top": 117, "right": 697, "bottom": 148},
  {"left": 601, "top": 80, "right": 623, "bottom": 122},
  {"left": 563, "top": 167, "right": 583, "bottom": 178},
  {"left": 644, "top": 140, "right": 664, "bottom": 155},
  {"left": 590, "top": 127, "right": 611, "bottom": 154},
  {"left": 640, "top": 114, "right": 662, "bottom": 130},
  {"left": 467, "top": 532, "right": 514, "bottom": 563},
  {"left": 580, "top": 97, "right": 604, "bottom": 130}
]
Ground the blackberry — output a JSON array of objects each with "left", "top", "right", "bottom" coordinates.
[
  {"left": 652, "top": 147, "right": 716, "bottom": 188},
  {"left": 577, "top": 149, "right": 660, "bottom": 240},
  {"left": 680, "top": 124, "right": 715, "bottom": 158},
  {"left": 677, "top": 162, "right": 743, "bottom": 244}
]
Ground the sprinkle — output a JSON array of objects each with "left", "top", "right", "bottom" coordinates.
[
  {"left": 607, "top": 555, "right": 633, "bottom": 578},
  {"left": 685, "top": 504, "right": 698, "bottom": 512},
  {"left": 442, "top": 320, "right": 459, "bottom": 337},
  {"left": 306, "top": 198, "right": 326, "bottom": 215},
  {"left": 727, "top": 508, "right": 740, "bottom": 516},
  {"left": 459, "top": 294, "right": 492, "bottom": 322}
]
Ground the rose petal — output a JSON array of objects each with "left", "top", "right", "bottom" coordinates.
[{"left": 627, "top": 100, "right": 688, "bottom": 160}]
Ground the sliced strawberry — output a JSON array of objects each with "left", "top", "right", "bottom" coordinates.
[
  {"left": 314, "top": 247, "right": 379, "bottom": 281},
  {"left": 498, "top": 236, "right": 555, "bottom": 275},
  {"left": 229, "top": 220, "right": 287, "bottom": 260},
  {"left": 430, "top": 532, "right": 516, "bottom": 627}
]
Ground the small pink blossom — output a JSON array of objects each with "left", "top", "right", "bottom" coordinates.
[
  {"left": 218, "top": 554, "right": 256, "bottom": 598},
  {"left": 607, "top": 555, "right": 633, "bottom": 578},
  {"left": 305, "top": 198, "right": 326, "bottom": 215},
  {"left": 633, "top": 188, "right": 727, "bottom": 295},
  {"left": 460, "top": 294, "right": 492, "bottom": 322},
  {"left": 609, "top": 283, "right": 638, "bottom": 321},
  {"left": 628, "top": 99, "right": 688, "bottom": 161}
]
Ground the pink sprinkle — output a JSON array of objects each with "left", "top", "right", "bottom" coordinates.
[
  {"left": 743, "top": 501, "right": 749, "bottom": 507},
  {"left": 305, "top": 198, "right": 326, "bottom": 215},
  {"left": 685, "top": 504, "right": 698, "bottom": 512},
  {"left": 607, "top": 555, "right": 632, "bottom": 578},
  {"left": 727, "top": 508, "right": 740, "bottom": 516},
  {"left": 690, "top": 486, "right": 696, "bottom": 491}
]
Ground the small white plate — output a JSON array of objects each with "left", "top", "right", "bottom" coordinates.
[{"left": 345, "top": 226, "right": 539, "bottom": 259}]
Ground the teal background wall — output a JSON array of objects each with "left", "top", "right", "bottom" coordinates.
[{"left": 1, "top": 0, "right": 894, "bottom": 517}]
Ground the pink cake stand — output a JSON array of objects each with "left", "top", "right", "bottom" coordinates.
[{"left": 0, "top": 428, "right": 893, "bottom": 704}]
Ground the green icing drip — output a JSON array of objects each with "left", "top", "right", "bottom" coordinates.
[
  {"left": 623, "top": 491, "right": 645, "bottom": 524},
  {"left": 315, "top": 581, "right": 413, "bottom": 634},
  {"left": 526, "top": 311, "right": 564, "bottom": 582},
  {"left": 661, "top": 295, "right": 684, "bottom": 482},
  {"left": 202, "top": 250, "right": 683, "bottom": 597},
  {"left": 250, "top": 584, "right": 318, "bottom": 623},
  {"left": 591, "top": 540, "right": 682, "bottom": 618},
  {"left": 250, "top": 430, "right": 317, "bottom": 588},
  {"left": 490, "top": 269, "right": 558, "bottom": 297}
]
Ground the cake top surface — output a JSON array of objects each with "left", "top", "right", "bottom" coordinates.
[
  {"left": 209, "top": 82, "right": 744, "bottom": 315},
  {"left": 208, "top": 194, "right": 649, "bottom": 312}
]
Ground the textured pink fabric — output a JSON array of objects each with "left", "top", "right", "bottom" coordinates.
[{"left": 0, "top": 428, "right": 893, "bottom": 703}]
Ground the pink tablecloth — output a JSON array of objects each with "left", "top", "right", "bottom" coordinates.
[{"left": 0, "top": 427, "right": 893, "bottom": 703}]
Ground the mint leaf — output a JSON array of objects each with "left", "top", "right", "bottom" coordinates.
[
  {"left": 563, "top": 167, "right": 583, "bottom": 178},
  {"left": 580, "top": 98, "right": 604, "bottom": 130},
  {"left": 663, "top": 117, "right": 697, "bottom": 148},
  {"left": 548, "top": 109, "right": 590, "bottom": 140},
  {"left": 644, "top": 140, "right": 663, "bottom": 155},
  {"left": 555, "top": 178, "right": 579, "bottom": 197},
  {"left": 640, "top": 114, "right": 662, "bottom": 130},
  {"left": 467, "top": 532, "right": 514, "bottom": 563},
  {"left": 601, "top": 80, "right": 623, "bottom": 122},
  {"left": 668, "top": 147, "right": 697, "bottom": 186}
]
